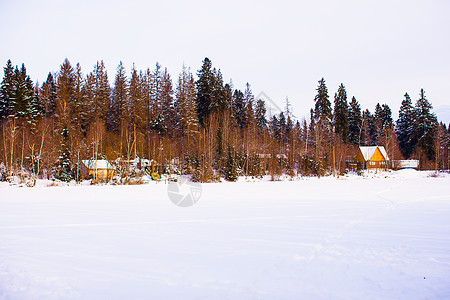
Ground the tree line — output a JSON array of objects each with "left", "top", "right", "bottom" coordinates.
[{"left": 0, "top": 57, "right": 449, "bottom": 184}]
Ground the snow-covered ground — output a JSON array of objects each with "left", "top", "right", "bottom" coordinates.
[{"left": 1, "top": 170, "right": 450, "bottom": 299}]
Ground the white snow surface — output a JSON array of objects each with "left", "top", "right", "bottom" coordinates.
[{"left": 1, "top": 171, "right": 450, "bottom": 299}]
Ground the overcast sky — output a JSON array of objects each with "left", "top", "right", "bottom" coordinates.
[{"left": 1, "top": 0, "right": 449, "bottom": 123}]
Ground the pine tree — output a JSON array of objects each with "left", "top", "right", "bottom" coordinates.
[
  {"left": 10, "top": 64, "right": 35, "bottom": 120},
  {"left": 73, "top": 63, "right": 88, "bottom": 135},
  {"left": 40, "top": 72, "right": 57, "bottom": 118},
  {"left": 108, "top": 61, "right": 128, "bottom": 133},
  {"left": 175, "top": 65, "right": 198, "bottom": 137},
  {"left": 362, "top": 109, "right": 377, "bottom": 146},
  {"left": 56, "top": 58, "right": 75, "bottom": 126},
  {"left": 333, "top": 83, "right": 349, "bottom": 143},
  {"left": 270, "top": 114, "right": 281, "bottom": 141},
  {"left": 233, "top": 90, "right": 247, "bottom": 129},
  {"left": 129, "top": 65, "right": 143, "bottom": 130},
  {"left": 196, "top": 58, "right": 215, "bottom": 126},
  {"left": 0, "top": 60, "right": 15, "bottom": 119},
  {"left": 91, "top": 61, "right": 110, "bottom": 122},
  {"left": 396, "top": 93, "right": 416, "bottom": 158},
  {"left": 255, "top": 99, "right": 267, "bottom": 134},
  {"left": 244, "top": 83, "right": 255, "bottom": 129},
  {"left": 26, "top": 84, "right": 44, "bottom": 129},
  {"left": 348, "top": 96, "right": 362, "bottom": 145},
  {"left": 224, "top": 145, "right": 238, "bottom": 181},
  {"left": 211, "top": 69, "right": 227, "bottom": 115},
  {"left": 279, "top": 112, "right": 287, "bottom": 140},
  {"left": 160, "top": 67, "right": 175, "bottom": 136},
  {"left": 54, "top": 126, "right": 73, "bottom": 182},
  {"left": 414, "top": 89, "right": 438, "bottom": 160},
  {"left": 381, "top": 104, "right": 393, "bottom": 132},
  {"left": 314, "top": 77, "right": 332, "bottom": 129}
]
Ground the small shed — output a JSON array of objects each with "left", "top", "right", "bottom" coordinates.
[
  {"left": 81, "top": 159, "right": 115, "bottom": 180},
  {"left": 356, "top": 146, "right": 389, "bottom": 169}
]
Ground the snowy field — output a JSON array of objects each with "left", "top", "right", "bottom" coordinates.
[{"left": 1, "top": 171, "right": 450, "bottom": 299}]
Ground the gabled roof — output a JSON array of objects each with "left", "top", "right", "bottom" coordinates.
[
  {"left": 82, "top": 159, "right": 114, "bottom": 170},
  {"left": 358, "top": 146, "right": 389, "bottom": 161},
  {"left": 378, "top": 146, "right": 389, "bottom": 161}
]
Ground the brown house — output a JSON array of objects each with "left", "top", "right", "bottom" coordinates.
[
  {"left": 356, "top": 146, "right": 389, "bottom": 170},
  {"left": 81, "top": 159, "right": 115, "bottom": 180}
]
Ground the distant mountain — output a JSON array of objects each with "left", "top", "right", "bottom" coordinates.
[{"left": 435, "top": 105, "right": 450, "bottom": 125}]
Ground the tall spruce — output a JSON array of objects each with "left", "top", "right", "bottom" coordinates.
[
  {"left": 244, "top": 83, "right": 255, "bottom": 129},
  {"left": 233, "top": 90, "right": 247, "bottom": 129},
  {"left": 40, "top": 73, "right": 57, "bottom": 118},
  {"left": 224, "top": 145, "right": 238, "bottom": 181},
  {"left": 414, "top": 89, "right": 438, "bottom": 160},
  {"left": 91, "top": 61, "right": 110, "bottom": 122},
  {"left": 255, "top": 99, "right": 267, "bottom": 134},
  {"left": 196, "top": 57, "right": 215, "bottom": 126},
  {"left": 348, "top": 96, "right": 362, "bottom": 145},
  {"left": 175, "top": 65, "right": 198, "bottom": 137},
  {"left": 0, "top": 60, "right": 15, "bottom": 119},
  {"left": 160, "top": 67, "right": 175, "bottom": 136},
  {"left": 108, "top": 61, "right": 128, "bottom": 133},
  {"left": 333, "top": 83, "right": 349, "bottom": 143},
  {"left": 56, "top": 59, "right": 75, "bottom": 126},
  {"left": 54, "top": 126, "right": 73, "bottom": 182},
  {"left": 381, "top": 104, "right": 393, "bottom": 131},
  {"left": 396, "top": 93, "right": 416, "bottom": 158},
  {"left": 362, "top": 109, "right": 377, "bottom": 146},
  {"left": 11, "top": 64, "right": 35, "bottom": 120},
  {"left": 313, "top": 77, "right": 332, "bottom": 129}
]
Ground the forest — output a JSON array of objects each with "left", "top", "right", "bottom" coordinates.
[{"left": 0, "top": 57, "right": 449, "bottom": 184}]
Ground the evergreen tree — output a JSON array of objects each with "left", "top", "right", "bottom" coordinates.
[
  {"left": 150, "top": 62, "right": 163, "bottom": 120},
  {"left": 160, "top": 67, "right": 175, "bottom": 136},
  {"left": 211, "top": 69, "right": 227, "bottom": 115},
  {"left": 0, "top": 60, "right": 15, "bottom": 119},
  {"left": 108, "top": 62, "right": 128, "bottom": 133},
  {"left": 233, "top": 90, "right": 247, "bottom": 129},
  {"left": 313, "top": 77, "right": 332, "bottom": 129},
  {"left": 244, "top": 83, "right": 255, "bottom": 129},
  {"left": 54, "top": 126, "right": 73, "bottom": 182},
  {"left": 224, "top": 145, "right": 238, "bottom": 181},
  {"left": 91, "top": 61, "right": 110, "bottom": 122},
  {"left": 10, "top": 64, "right": 35, "bottom": 120},
  {"left": 362, "top": 109, "right": 377, "bottom": 146},
  {"left": 348, "top": 96, "right": 362, "bottom": 145},
  {"left": 396, "top": 93, "right": 416, "bottom": 158},
  {"left": 196, "top": 57, "right": 215, "bottom": 126},
  {"left": 73, "top": 63, "right": 88, "bottom": 135},
  {"left": 40, "top": 72, "right": 57, "bottom": 118},
  {"left": 414, "top": 89, "right": 438, "bottom": 160},
  {"left": 373, "top": 103, "right": 383, "bottom": 143},
  {"left": 175, "top": 65, "right": 198, "bottom": 137},
  {"left": 26, "top": 84, "right": 44, "bottom": 129},
  {"left": 255, "top": 99, "right": 267, "bottom": 134},
  {"left": 270, "top": 114, "right": 281, "bottom": 141},
  {"left": 381, "top": 104, "right": 393, "bottom": 131},
  {"left": 284, "top": 97, "right": 294, "bottom": 137},
  {"left": 333, "top": 83, "right": 349, "bottom": 143},
  {"left": 129, "top": 65, "right": 143, "bottom": 130},
  {"left": 278, "top": 112, "right": 287, "bottom": 140},
  {"left": 56, "top": 58, "right": 75, "bottom": 125}
]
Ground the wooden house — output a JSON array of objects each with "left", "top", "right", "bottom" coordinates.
[
  {"left": 81, "top": 159, "right": 115, "bottom": 180},
  {"left": 356, "top": 146, "right": 389, "bottom": 170}
]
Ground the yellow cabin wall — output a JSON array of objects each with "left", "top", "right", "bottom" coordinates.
[
  {"left": 370, "top": 148, "right": 386, "bottom": 162},
  {"left": 88, "top": 169, "right": 113, "bottom": 180}
]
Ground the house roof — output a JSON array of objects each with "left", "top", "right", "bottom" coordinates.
[
  {"left": 358, "top": 146, "right": 389, "bottom": 161},
  {"left": 82, "top": 159, "right": 114, "bottom": 170}
]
